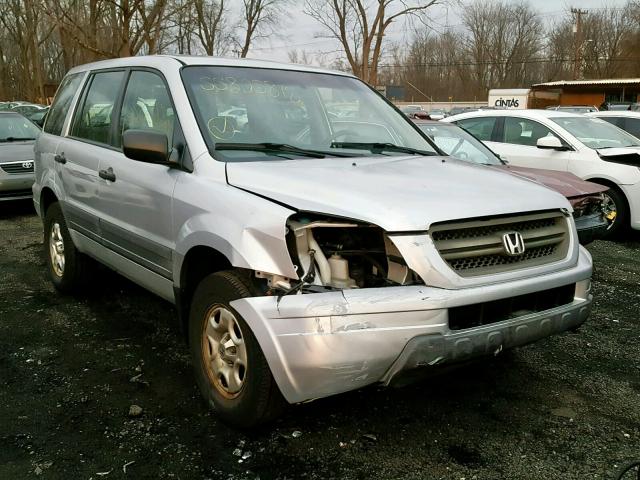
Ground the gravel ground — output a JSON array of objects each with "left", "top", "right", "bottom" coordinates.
[{"left": 1, "top": 200, "right": 639, "bottom": 480}]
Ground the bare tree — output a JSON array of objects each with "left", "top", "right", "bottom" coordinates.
[
  {"left": 193, "top": 0, "right": 228, "bottom": 55},
  {"left": 237, "top": 0, "right": 288, "bottom": 57},
  {"left": 462, "top": 0, "right": 543, "bottom": 94},
  {"left": 304, "top": 0, "right": 441, "bottom": 85}
]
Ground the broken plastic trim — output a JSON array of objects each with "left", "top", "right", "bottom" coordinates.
[{"left": 279, "top": 213, "right": 418, "bottom": 294}]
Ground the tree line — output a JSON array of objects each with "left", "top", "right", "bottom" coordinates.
[
  {"left": 1, "top": 0, "right": 639, "bottom": 103},
  {"left": 379, "top": 0, "right": 640, "bottom": 101}
]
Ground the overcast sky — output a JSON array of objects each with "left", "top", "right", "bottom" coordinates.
[{"left": 248, "top": 0, "right": 631, "bottom": 64}]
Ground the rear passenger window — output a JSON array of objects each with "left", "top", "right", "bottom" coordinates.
[
  {"left": 71, "top": 71, "right": 125, "bottom": 146},
  {"left": 116, "top": 70, "right": 175, "bottom": 147},
  {"left": 455, "top": 117, "right": 496, "bottom": 141},
  {"left": 502, "top": 117, "right": 556, "bottom": 146},
  {"left": 43, "top": 73, "right": 84, "bottom": 136}
]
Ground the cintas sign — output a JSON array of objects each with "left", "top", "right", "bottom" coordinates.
[{"left": 487, "top": 89, "right": 530, "bottom": 110}]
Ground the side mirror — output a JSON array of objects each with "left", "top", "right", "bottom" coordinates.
[
  {"left": 123, "top": 129, "right": 170, "bottom": 164},
  {"left": 536, "top": 136, "right": 566, "bottom": 150}
]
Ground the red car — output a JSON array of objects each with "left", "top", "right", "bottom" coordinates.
[
  {"left": 414, "top": 119, "right": 608, "bottom": 244},
  {"left": 401, "top": 105, "right": 431, "bottom": 120}
]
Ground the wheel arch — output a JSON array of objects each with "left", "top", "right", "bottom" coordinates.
[
  {"left": 175, "top": 245, "right": 234, "bottom": 336},
  {"left": 40, "top": 187, "right": 59, "bottom": 217},
  {"left": 586, "top": 177, "right": 627, "bottom": 200},
  {"left": 587, "top": 177, "right": 631, "bottom": 232}
]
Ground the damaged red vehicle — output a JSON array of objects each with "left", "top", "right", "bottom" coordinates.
[{"left": 414, "top": 120, "right": 609, "bottom": 244}]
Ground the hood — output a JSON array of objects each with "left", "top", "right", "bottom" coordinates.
[
  {"left": 495, "top": 165, "right": 607, "bottom": 199},
  {"left": 0, "top": 141, "right": 35, "bottom": 163},
  {"left": 226, "top": 156, "right": 570, "bottom": 231}
]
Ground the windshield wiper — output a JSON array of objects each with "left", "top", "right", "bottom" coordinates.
[
  {"left": 330, "top": 142, "right": 436, "bottom": 156},
  {"left": 0, "top": 137, "right": 35, "bottom": 142},
  {"left": 214, "top": 142, "right": 354, "bottom": 158}
]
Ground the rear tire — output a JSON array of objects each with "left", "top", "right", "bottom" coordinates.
[
  {"left": 188, "top": 270, "right": 286, "bottom": 427},
  {"left": 43, "top": 202, "right": 92, "bottom": 293},
  {"left": 597, "top": 185, "right": 629, "bottom": 239}
]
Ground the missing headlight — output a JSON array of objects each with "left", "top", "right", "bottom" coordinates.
[{"left": 282, "top": 213, "right": 418, "bottom": 292}]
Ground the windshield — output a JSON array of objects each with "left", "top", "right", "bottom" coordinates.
[
  {"left": 416, "top": 122, "right": 502, "bottom": 165},
  {"left": 0, "top": 114, "right": 41, "bottom": 141},
  {"left": 551, "top": 116, "right": 640, "bottom": 149},
  {"left": 181, "top": 66, "right": 437, "bottom": 161}
]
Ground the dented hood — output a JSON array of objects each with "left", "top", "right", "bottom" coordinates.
[
  {"left": 226, "top": 156, "right": 570, "bottom": 231},
  {"left": 495, "top": 165, "right": 607, "bottom": 199}
]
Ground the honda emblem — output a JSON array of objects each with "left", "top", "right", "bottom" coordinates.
[{"left": 502, "top": 231, "right": 525, "bottom": 256}]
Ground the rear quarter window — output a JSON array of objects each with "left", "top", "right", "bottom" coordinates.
[
  {"left": 43, "top": 73, "right": 84, "bottom": 136},
  {"left": 455, "top": 117, "right": 497, "bottom": 141}
]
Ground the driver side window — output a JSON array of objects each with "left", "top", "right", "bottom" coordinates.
[
  {"left": 501, "top": 117, "right": 556, "bottom": 146},
  {"left": 115, "top": 70, "right": 175, "bottom": 148}
]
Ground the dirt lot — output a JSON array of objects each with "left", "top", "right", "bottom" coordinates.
[{"left": 1, "top": 201, "right": 639, "bottom": 480}]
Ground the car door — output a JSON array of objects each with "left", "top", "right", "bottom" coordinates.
[
  {"left": 36, "top": 72, "right": 84, "bottom": 206},
  {"left": 483, "top": 116, "right": 573, "bottom": 171},
  {"left": 60, "top": 70, "right": 127, "bottom": 243},
  {"left": 94, "top": 69, "right": 179, "bottom": 280}
]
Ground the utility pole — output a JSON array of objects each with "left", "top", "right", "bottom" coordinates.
[{"left": 571, "top": 8, "right": 588, "bottom": 80}]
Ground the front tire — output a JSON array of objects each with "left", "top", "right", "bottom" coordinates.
[
  {"left": 43, "top": 202, "right": 92, "bottom": 293},
  {"left": 598, "top": 185, "right": 629, "bottom": 238},
  {"left": 188, "top": 271, "right": 286, "bottom": 427}
]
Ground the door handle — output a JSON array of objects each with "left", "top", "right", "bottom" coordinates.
[
  {"left": 54, "top": 153, "right": 66, "bottom": 164},
  {"left": 99, "top": 167, "right": 116, "bottom": 182}
]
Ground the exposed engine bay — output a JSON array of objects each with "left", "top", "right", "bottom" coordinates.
[{"left": 256, "top": 214, "right": 420, "bottom": 294}]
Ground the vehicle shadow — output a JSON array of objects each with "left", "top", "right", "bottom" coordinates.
[{"left": 0, "top": 198, "right": 36, "bottom": 220}]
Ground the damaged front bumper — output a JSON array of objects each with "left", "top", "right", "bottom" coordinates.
[
  {"left": 575, "top": 212, "right": 608, "bottom": 245},
  {"left": 231, "top": 248, "right": 592, "bottom": 404}
]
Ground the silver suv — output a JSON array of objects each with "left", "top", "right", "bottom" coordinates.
[{"left": 34, "top": 56, "right": 593, "bottom": 427}]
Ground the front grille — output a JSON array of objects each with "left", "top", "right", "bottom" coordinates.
[
  {"left": 431, "top": 211, "right": 570, "bottom": 277},
  {"left": 1, "top": 161, "right": 34, "bottom": 174},
  {"left": 448, "top": 283, "right": 576, "bottom": 330}
]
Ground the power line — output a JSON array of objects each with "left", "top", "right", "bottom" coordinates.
[{"left": 377, "top": 56, "right": 640, "bottom": 69}]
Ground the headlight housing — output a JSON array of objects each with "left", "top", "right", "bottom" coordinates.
[{"left": 285, "top": 213, "right": 418, "bottom": 291}]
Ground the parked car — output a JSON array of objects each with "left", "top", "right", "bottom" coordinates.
[
  {"left": 546, "top": 105, "right": 598, "bottom": 113},
  {"left": 448, "top": 106, "right": 475, "bottom": 116},
  {"left": 220, "top": 106, "right": 248, "bottom": 129},
  {"left": 600, "top": 101, "right": 632, "bottom": 111},
  {"left": 444, "top": 109, "right": 640, "bottom": 237},
  {"left": 413, "top": 119, "right": 609, "bottom": 244},
  {"left": 11, "top": 104, "right": 48, "bottom": 116},
  {"left": 586, "top": 110, "right": 640, "bottom": 140},
  {"left": 631, "top": 103, "right": 640, "bottom": 112},
  {"left": 0, "top": 111, "right": 40, "bottom": 201},
  {"left": 428, "top": 109, "right": 446, "bottom": 120},
  {"left": 34, "top": 56, "right": 593, "bottom": 427},
  {"left": 400, "top": 105, "right": 430, "bottom": 119},
  {"left": 27, "top": 107, "right": 49, "bottom": 128}
]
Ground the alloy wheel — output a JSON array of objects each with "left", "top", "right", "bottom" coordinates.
[
  {"left": 601, "top": 192, "right": 618, "bottom": 230},
  {"left": 49, "top": 222, "right": 65, "bottom": 277},
  {"left": 202, "top": 305, "right": 248, "bottom": 398}
]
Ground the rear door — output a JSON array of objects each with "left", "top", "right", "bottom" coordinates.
[
  {"left": 36, "top": 72, "right": 85, "bottom": 203},
  {"left": 94, "top": 69, "right": 179, "bottom": 280},
  {"left": 60, "top": 70, "right": 127, "bottom": 243}
]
